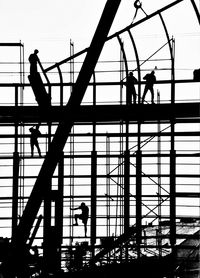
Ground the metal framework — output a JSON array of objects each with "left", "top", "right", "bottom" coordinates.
[{"left": 0, "top": 1, "right": 199, "bottom": 277}]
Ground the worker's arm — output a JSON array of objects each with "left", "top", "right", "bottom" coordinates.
[
  {"left": 37, "top": 56, "right": 50, "bottom": 84},
  {"left": 70, "top": 206, "right": 80, "bottom": 211}
]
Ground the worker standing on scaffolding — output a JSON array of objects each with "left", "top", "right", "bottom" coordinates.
[
  {"left": 29, "top": 49, "right": 39, "bottom": 75},
  {"left": 29, "top": 124, "right": 42, "bottom": 157},
  {"left": 28, "top": 49, "right": 51, "bottom": 108},
  {"left": 142, "top": 70, "right": 156, "bottom": 104},
  {"left": 126, "top": 71, "right": 137, "bottom": 105},
  {"left": 71, "top": 202, "right": 89, "bottom": 237}
]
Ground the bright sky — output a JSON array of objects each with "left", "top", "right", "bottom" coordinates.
[{"left": 0, "top": 0, "right": 199, "bottom": 69}]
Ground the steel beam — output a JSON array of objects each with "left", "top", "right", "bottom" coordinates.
[
  {"left": 91, "top": 151, "right": 97, "bottom": 246},
  {"left": 11, "top": 152, "right": 19, "bottom": 243},
  {"left": 0, "top": 102, "right": 200, "bottom": 123}
]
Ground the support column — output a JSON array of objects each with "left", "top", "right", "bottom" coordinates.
[
  {"left": 170, "top": 148, "right": 176, "bottom": 246},
  {"left": 56, "top": 152, "right": 64, "bottom": 268},
  {"left": 43, "top": 152, "right": 64, "bottom": 274},
  {"left": 124, "top": 150, "right": 130, "bottom": 233},
  {"left": 169, "top": 118, "right": 176, "bottom": 278},
  {"left": 12, "top": 85, "right": 19, "bottom": 242},
  {"left": 12, "top": 152, "right": 19, "bottom": 243},
  {"left": 124, "top": 149, "right": 130, "bottom": 261},
  {"left": 136, "top": 149, "right": 142, "bottom": 251},
  {"left": 43, "top": 178, "right": 52, "bottom": 274},
  {"left": 91, "top": 79, "right": 97, "bottom": 247},
  {"left": 124, "top": 114, "right": 130, "bottom": 234},
  {"left": 91, "top": 151, "right": 97, "bottom": 246},
  {"left": 136, "top": 121, "right": 142, "bottom": 257}
]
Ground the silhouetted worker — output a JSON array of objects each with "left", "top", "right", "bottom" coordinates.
[
  {"left": 29, "top": 124, "right": 42, "bottom": 157},
  {"left": 193, "top": 68, "right": 200, "bottom": 81},
  {"left": 29, "top": 49, "right": 39, "bottom": 75},
  {"left": 28, "top": 50, "right": 51, "bottom": 108},
  {"left": 71, "top": 202, "right": 89, "bottom": 237},
  {"left": 126, "top": 71, "right": 137, "bottom": 105},
  {"left": 142, "top": 70, "right": 156, "bottom": 104}
]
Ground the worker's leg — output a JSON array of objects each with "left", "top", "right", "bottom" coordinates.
[
  {"left": 30, "top": 141, "right": 34, "bottom": 157},
  {"left": 142, "top": 86, "right": 148, "bottom": 103},
  {"left": 133, "top": 89, "right": 137, "bottom": 104},
  {"left": 74, "top": 214, "right": 79, "bottom": 225},
  {"left": 150, "top": 87, "right": 154, "bottom": 104},
  {"left": 84, "top": 223, "right": 87, "bottom": 237},
  {"left": 127, "top": 89, "right": 132, "bottom": 105},
  {"left": 35, "top": 141, "right": 42, "bottom": 157}
]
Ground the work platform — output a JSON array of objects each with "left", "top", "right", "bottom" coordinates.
[{"left": 0, "top": 102, "right": 199, "bottom": 123}]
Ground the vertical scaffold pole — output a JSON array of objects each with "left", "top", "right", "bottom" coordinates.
[
  {"left": 12, "top": 152, "right": 19, "bottom": 242},
  {"left": 43, "top": 178, "right": 52, "bottom": 274},
  {"left": 91, "top": 74, "right": 97, "bottom": 249},
  {"left": 56, "top": 152, "right": 64, "bottom": 268},
  {"left": 136, "top": 122, "right": 142, "bottom": 257},
  {"left": 106, "top": 135, "right": 111, "bottom": 237},
  {"left": 157, "top": 91, "right": 162, "bottom": 257},
  {"left": 124, "top": 116, "right": 130, "bottom": 237},
  {"left": 12, "top": 85, "right": 19, "bottom": 243},
  {"left": 43, "top": 152, "right": 64, "bottom": 274},
  {"left": 170, "top": 39, "right": 176, "bottom": 249},
  {"left": 69, "top": 41, "right": 75, "bottom": 242},
  {"left": 124, "top": 148, "right": 130, "bottom": 261},
  {"left": 91, "top": 150, "right": 97, "bottom": 246}
]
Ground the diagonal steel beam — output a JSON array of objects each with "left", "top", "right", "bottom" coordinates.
[{"left": 14, "top": 0, "right": 121, "bottom": 247}]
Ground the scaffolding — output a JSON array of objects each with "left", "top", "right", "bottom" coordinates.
[{"left": 0, "top": 0, "right": 199, "bottom": 277}]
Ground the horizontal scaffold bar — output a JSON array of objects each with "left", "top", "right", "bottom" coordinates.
[{"left": 0, "top": 102, "right": 199, "bottom": 123}]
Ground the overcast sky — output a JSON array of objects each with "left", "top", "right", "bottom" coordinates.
[{"left": 0, "top": 0, "right": 199, "bottom": 67}]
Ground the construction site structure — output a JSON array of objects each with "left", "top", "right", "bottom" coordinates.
[{"left": 0, "top": 0, "right": 199, "bottom": 277}]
